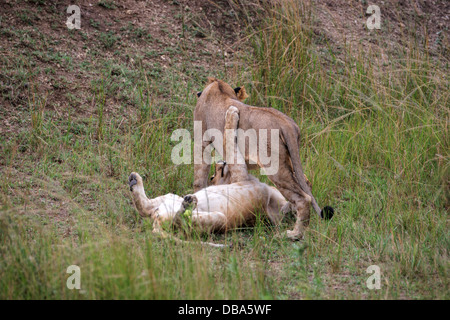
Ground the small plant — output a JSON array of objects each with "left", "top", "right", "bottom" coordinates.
[
  {"left": 95, "top": 80, "right": 106, "bottom": 140},
  {"left": 89, "top": 19, "right": 100, "bottom": 29},
  {"left": 98, "top": 0, "right": 117, "bottom": 10},
  {"left": 99, "top": 31, "right": 120, "bottom": 49},
  {"left": 28, "top": 91, "right": 48, "bottom": 148}
]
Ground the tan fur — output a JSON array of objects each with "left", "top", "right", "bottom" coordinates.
[
  {"left": 237, "top": 86, "right": 249, "bottom": 101},
  {"left": 129, "top": 107, "right": 295, "bottom": 247},
  {"left": 194, "top": 78, "right": 323, "bottom": 240}
]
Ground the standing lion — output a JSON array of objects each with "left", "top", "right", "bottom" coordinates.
[{"left": 194, "top": 78, "right": 333, "bottom": 240}]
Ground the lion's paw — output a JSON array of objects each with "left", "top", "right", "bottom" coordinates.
[
  {"left": 286, "top": 229, "right": 304, "bottom": 241},
  {"left": 225, "top": 106, "right": 239, "bottom": 123},
  {"left": 182, "top": 194, "right": 198, "bottom": 209},
  {"left": 128, "top": 173, "right": 138, "bottom": 191},
  {"left": 128, "top": 172, "right": 143, "bottom": 191}
]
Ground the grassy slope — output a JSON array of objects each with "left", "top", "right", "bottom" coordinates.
[
  {"left": 244, "top": 0, "right": 449, "bottom": 299},
  {"left": 0, "top": 0, "right": 448, "bottom": 299}
]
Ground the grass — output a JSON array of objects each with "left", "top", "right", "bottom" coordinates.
[
  {"left": 241, "top": 0, "right": 448, "bottom": 298},
  {"left": 0, "top": 1, "right": 448, "bottom": 299}
]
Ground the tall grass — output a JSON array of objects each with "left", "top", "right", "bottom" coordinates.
[
  {"left": 240, "top": 0, "right": 449, "bottom": 298},
  {"left": 0, "top": 216, "right": 274, "bottom": 299}
]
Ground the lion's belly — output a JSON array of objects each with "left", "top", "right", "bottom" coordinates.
[
  {"left": 156, "top": 194, "right": 184, "bottom": 220},
  {"left": 194, "top": 182, "right": 267, "bottom": 228}
]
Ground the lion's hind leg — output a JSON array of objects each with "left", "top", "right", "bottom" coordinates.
[
  {"left": 224, "top": 106, "right": 250, "bottom": 184},
  {"left": 189, "top": 210, "right": 228, "bottom": 233},
  {"left": 266, "top": 188, "right": 292, "bottom": 225}
]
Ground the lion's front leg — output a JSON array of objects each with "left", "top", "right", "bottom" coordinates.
[
  {"left": 193, "top": 135, "right": 213, "bottom": 192},
  {"left": 173, "top": 194, "right": 198, "bottom": 224},
  {"left": 193, "top": 163, "right": 210, "bottom": 192}
]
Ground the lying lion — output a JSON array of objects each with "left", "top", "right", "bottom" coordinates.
[
  {"left": 129, "top": 107, "right": 305, "bottom": 247},
  {"left": 195, "top": 78, "right": 333, "bottom": 240}
]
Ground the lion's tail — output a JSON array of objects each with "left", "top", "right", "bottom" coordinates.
[{"left": 281, "top": 126, "right": 334, "bottom": 220}]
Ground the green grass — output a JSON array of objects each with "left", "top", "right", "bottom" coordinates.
[
  {"left": 0, "top": 1, "right": 448, "bottom": 299},
  {"left": 241, "top": 0, "right": 449, "bottom": 298}
]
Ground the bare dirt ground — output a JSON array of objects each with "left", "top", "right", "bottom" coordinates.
[
  {"left": 1, "top": 0, "right": 447, "bottom": 134},
  {"left": 312, "top": 0, "right": 450, "bottom": 63},
  {"left": 312, "top": 0, "right": 448, "bottom": 55},
  {"left": 0, "top": 0, "right": 245, "bottom": 134}
]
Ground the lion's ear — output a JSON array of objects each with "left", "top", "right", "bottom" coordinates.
[
  {"left": 234, "top": 86, "right": 249, "bottom": 101},
  {"left": 207, "top": 77, "right": 218, "bottom": 85}
]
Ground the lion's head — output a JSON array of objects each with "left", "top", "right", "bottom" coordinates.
[
  {"left": 196, "top": 77, "right": 248, "bottom": 101},
  {"left": 209, "top": 160, "right": 230, "bottom": 186}
]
